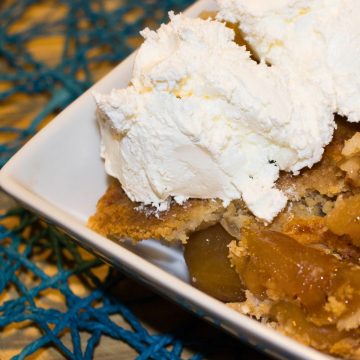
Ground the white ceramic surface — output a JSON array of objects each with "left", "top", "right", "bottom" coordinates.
[{"left": 0, "top": 1, "right": 333, "bottom": 359}]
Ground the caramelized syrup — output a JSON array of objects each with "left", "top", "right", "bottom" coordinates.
[
  {"left": 231, "top": 230, "right": 360, "bottom": 327},
  {"left": 184, "top": 224, "right": 245, "bottom": 302}
]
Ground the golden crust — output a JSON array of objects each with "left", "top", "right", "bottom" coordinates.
[
  {"left": 89, "top": 119, "right": 353, "bottom": 244},
  {"left": 277, "top": 117, "right": 353, "bottom": 199},
  {"left": 88, "top": 180, "right": 224, "bottom": 243}
]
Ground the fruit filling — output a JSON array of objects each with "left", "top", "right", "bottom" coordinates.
[
  {"left": 230, "top": 230, "right": 360, "bottom": 329},
  {"left": 182, "top": 122, "right": 360, "bottom": 359},
  {"left": 184, "top": 218, "right": 360, "bottom": 358},
  {"left": 184, "top": 224, "right": 244, "bottom": 302}
]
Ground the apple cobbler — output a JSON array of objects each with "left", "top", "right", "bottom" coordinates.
[
  {"left": 88, "top": 5, "right": 360, "bottom": 358},
  {"left": 89, "top": 117, "right": 360, "bottom": 359}
]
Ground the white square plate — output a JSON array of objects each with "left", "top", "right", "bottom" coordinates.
[{"left": 0, "top": 1, "right": 332, "bottom": 359}]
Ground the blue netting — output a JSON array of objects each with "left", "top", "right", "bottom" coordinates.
[
  {"left": 0, "top": 0, "right": 213, "bottom": 358},
  {"left": 0, "top": 208, "right": 207, "bottom": 359}
]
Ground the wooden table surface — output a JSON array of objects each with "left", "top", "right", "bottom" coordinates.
[{"left": 0, "top": 1, "right": 270, "bottom": 359}]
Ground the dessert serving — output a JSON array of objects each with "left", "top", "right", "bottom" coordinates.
[{"left": 88, "top": 1, "right": 360, "bottom": 358}]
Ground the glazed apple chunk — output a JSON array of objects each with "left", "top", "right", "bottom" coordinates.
[
  {"left": 327, "top": 194, "right": 360, "bottom": 247},
  {"left": 184, "top": 224, "right": 244, "bottom": 302},
  {"left": 230, "top": 230, "right": 360, "bottom": 330},
  {"left": 229, "top": 230, "right": 360, "bottom": 358}
]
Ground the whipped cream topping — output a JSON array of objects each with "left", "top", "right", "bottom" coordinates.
[
  {"left": 95, "top": 13, "right": 334, "bottom": 222},
  {"left": 217, "top": 0, "right": 360, "bottom": 122}
]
